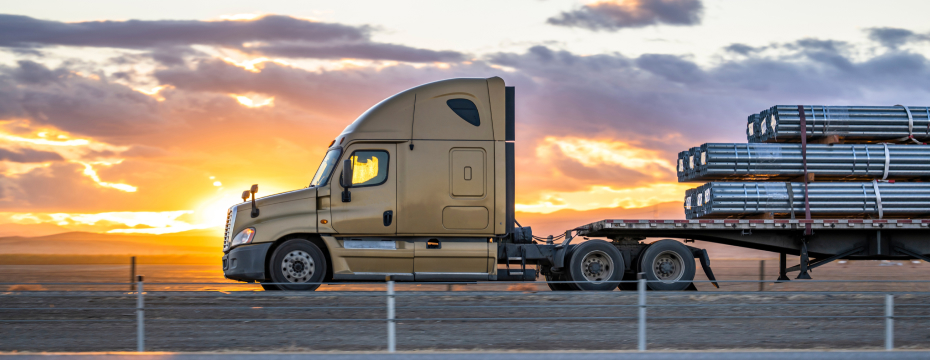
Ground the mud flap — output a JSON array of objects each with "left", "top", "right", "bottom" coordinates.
[{"left": 688, "top": 247, "right": 719, "bottom": 289}]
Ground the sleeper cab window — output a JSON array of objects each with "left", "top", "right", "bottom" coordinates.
[
  {"left": 346, "top": 150, "right": 389, "bottom": 187},
  {"left": 446, "top": 99, "right": 480, "bottom": 126}
]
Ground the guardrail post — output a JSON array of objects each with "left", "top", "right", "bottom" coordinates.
[
  {"left": 886, "top": 294, "right": 894, "bottom": 351},
  {"left": 758, "top": 260, "right": 765, "bottom": 291},
  {"left": 638, "top": 272, "right": 646, "bottom": 351},
  {"left": 387, "top": 277, "right": 396, "bottom": 353},
  {"left": 130, "top": 256, "right": 136, "bottom": 292},
  {"left": 136, "top": 275, "right": 144, "bottom": 352}
]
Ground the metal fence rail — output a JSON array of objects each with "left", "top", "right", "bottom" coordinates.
[{"left": 1, "top": 278, "right": 926, "bottom": 353}]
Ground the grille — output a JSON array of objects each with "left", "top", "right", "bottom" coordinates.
[{"left": 223, "top": 206, "right": 236, "bottom": 251}]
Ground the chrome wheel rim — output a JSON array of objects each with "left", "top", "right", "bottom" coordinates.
[
  {"left": 281, "top": 250, "right": 315, "bottom": 283},
  {"left": 580, "top": 250, "right": 614, "bottom": 282},
  {"left": 653, "top": 250, "right": 684, "bottom": 283}
]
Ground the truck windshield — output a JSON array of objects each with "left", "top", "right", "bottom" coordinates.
[{"left": 309, "top": 149, "right": 341, "bottom": 187}]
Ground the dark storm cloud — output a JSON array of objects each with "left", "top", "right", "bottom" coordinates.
[
  {"left": 0, "top": 148, "right": 64, "bottom": 163},
  {"left": 867, "top": 28, "right": 924, "bottom": 49},
  {"left": 0, "top": 61, "right": 163, "bottom": 138},
  {"left": 250, "top": 42, "right": 465, "bottom": 62},
  {"left": 484, "top": 42, "right": 930, "bottom": 148},
  {"left": 0, "top": 14, "right": 365, "bottom": 48},
  {"left": 547, "top": 0, "right": 703, "bottom": 31},
  {"left": 0, "top": 14, "right": 464, "bottom": 63},
  {"left": 724, "top": 44, "right": 760, "bottom": 56}
]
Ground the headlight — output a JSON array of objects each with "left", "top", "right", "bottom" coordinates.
[{"left": 230, "top": 228, "right": 255, "bottom": 249}]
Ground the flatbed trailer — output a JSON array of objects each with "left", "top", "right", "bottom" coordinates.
[{"left": 499, "top": 218, "right": 930, "bottom": 289}]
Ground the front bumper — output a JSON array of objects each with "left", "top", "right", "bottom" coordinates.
[{"left": 223, "top": 242, "right": 273, "bottom": 282}]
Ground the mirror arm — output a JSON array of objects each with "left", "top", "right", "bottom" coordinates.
[{"left": 250, "top": 184, "right": 260, "bottom": 218}]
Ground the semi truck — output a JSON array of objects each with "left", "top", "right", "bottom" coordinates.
[{"left": 222, "top": 77, "right": 930, "bottom": 291}]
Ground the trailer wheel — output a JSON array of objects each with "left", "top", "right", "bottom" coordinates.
[
  {"left": 267, "top": 239, "right": 327, "bottom": 291},
  {"left": 639, "top": 239, "right": 695, "bottom": 291},
  {"left": 566, "top": 240, "right": 623, "bottom": 291},
  {"left": 617, "top": 272, "right": 639, "bottom": 291}
]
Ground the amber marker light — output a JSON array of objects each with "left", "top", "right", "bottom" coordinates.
[
  {"left": 328, "top": 139, "right": 335, "bottom": 147},
  {"left": 321, "top": 219, "right": 328, "bottom": 224}
]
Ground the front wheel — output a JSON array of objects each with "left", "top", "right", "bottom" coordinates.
[
  {"left": 267, "top": 239, "right": 327, "bottom": 291},
  {"left": 566, "top": 240, "right": 623, "bottom": 291},
  {"left": 545, "top": 272, "right": 574, "bottom": 291},
  {"left": 639, "top": 239, "right": 695, "bottom": 291}
]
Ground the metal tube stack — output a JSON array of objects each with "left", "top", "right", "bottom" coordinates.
[
  {"left": 679, "top": 143, "right": 930, "bottom": 182},
  {"left": 685, "top": 182, "right": 930, "bottom": 219},
  {"left": 748, "top": 105, "right": 930, "bottom": 143},
  {"left": 682, "top": 104, "right": 930, "bottom": 219}
]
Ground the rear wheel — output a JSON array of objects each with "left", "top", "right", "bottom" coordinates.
[
  {"left": 618, "top": 272, "right": 639, "bottom": 291},
  {"left": 267, "top": 239, "right": 327, "bottom": 291},
  {"left": 566, "top": 240, "right": 623, "bottom": 291},
  {"left": 639, "top": 239, "right": 695, "bottom": 291}
]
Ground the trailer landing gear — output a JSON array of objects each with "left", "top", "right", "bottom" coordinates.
[{"left": 777, "top": 253, "right": 790, "bottom": 282}]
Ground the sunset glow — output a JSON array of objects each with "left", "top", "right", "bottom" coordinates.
[
  {"left": 77, "top": 161, "right": 137, "bottom": 192},
  {"left": 516, "top": 183, "right": 691, "bottom": 214},
  {"left": 233, "top": 94, "right": 275, "bottom": 108},
  {"left": 538, "top": 136, "right": 676, "bottom": 172}
]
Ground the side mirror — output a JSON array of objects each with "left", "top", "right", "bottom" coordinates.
[
  {"left": 341, "top": 159, "right": 353, "bottom": 188},
  {"left": 241, "top": 191, "right": 250, "bottom": 202},
  {"left": 250, "top": 184, "right": 258, "bottom": 194},
  {"left": 341, "top": 159, "right": 353, "bottom": 202}
]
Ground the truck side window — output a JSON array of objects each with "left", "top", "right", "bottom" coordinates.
[
  {"left": 446, "top": 99, "right": 480, "bottom": 126},
  {"left": 346, "top": 150, "right": 389, "bottom": 187}
]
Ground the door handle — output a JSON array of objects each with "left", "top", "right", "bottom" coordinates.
[
  {"left": 427, "top": 239, "right": 441, "bottom": 249},
  {"left": 383, "top": 210, "right": 393, "bottom": 227}
]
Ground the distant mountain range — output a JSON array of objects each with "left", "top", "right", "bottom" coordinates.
[{"left": 0, "top": 231, "right": 219, "bottom": 256}]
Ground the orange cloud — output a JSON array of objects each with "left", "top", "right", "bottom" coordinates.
[
  {"left": 537, "top": 136, "right": 676, "bottom": 172},
  {"left": 232, "top": 94, "right": 275, "bottom": 108},
  {"left": 76, "top": 161, "right": 137, "bottom": 192}
]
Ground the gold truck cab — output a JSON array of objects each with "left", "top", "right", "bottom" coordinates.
[{"left": 222, "top": 77, "right": 517, "bottom": 290}]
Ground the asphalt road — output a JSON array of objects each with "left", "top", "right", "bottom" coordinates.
[{"left": 2, "top": 351, "right": 930, "bottom": 360}]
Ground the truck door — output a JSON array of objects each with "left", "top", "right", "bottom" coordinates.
[
  {"left": 330, "top": 144, "right": 413, "bottom": 278},
  {"left": 331, "top": 143, "right": 397, "bottom": 234}
]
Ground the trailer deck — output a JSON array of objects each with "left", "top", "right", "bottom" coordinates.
[{"left": 579, "top": 218, "right": 930, "bottom": 259}]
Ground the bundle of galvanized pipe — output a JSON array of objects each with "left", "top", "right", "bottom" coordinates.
[
  {"left": 678, "top": 143, "right": 930, "bottom": 182},
  {"left": 684, "top": 182, "right": 930, "bottom": 219},
  {"left": 747, "top": 105, "right": 930, "bottom": 143}
]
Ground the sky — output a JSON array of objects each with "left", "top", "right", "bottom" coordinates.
[{"left": 3, "top": 0, "right": 930, "bottom": 239}]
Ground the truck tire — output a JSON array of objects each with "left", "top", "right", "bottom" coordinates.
[
  {"left": 566, "top": 240, "right": 623, "bottom": 291},
  {"left": 267, "top": 239, "right": 327, "bottom": 291},
  {"left": 639, "top": 239, "right": 695, "bottom": 291},
  {"left": 260, "top": 283, "right": 280, "bottom": 291},
  {"left": 545, "top": 273, "right": 574, "bottom": 291},
  {"left": 617, "top": 272, "right": 639, "bottom": 291}
]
